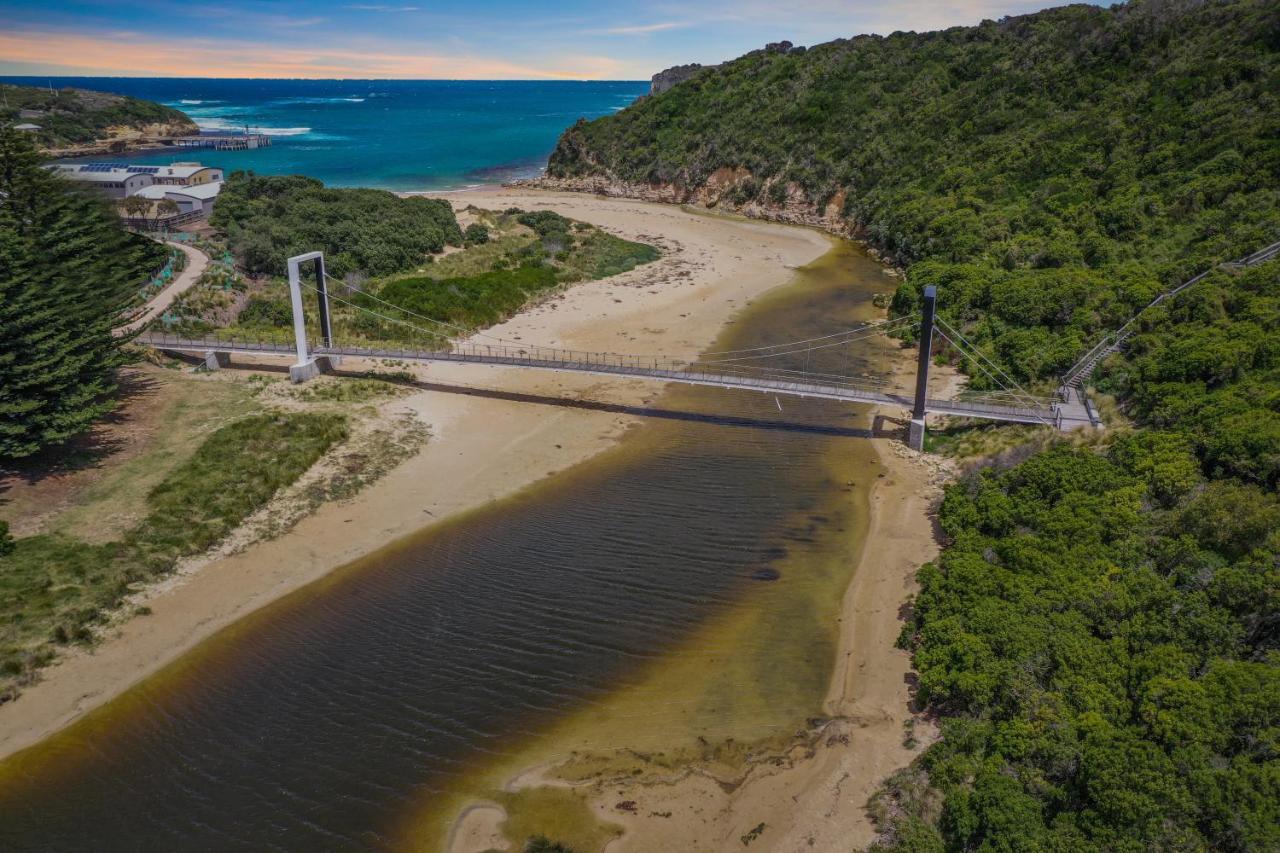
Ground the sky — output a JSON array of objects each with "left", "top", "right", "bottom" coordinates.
[{"left": 0, "top": 0, "right": 1063, "bottom": 80}]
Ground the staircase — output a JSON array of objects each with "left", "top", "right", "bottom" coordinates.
[{"left": 1060, "top": 238, "right": 1280, "bottom": 394}]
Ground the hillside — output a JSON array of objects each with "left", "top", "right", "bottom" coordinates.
[
  {"left": 0, "top": 84, "right": 196, "bottom": 151},
  {"left": 546, "top": 0, "right": 1279, "bottom": 384},
  {"left": 546, "top": 2, "right": 1280, "bottom": 850}
]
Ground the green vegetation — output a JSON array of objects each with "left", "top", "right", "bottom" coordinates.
[
  {"left": 463, "top": 222, "right": 490, "bottom": 245},
  {"left": 209, "top": 172, "right": 463, "bottom": 278},
  {"left": 292, "top": 377, "right": 406, "bottom": 403},
  {"left": 0, "top": 128, "right": 168, "bottom": 461},
  {"left": 549, "top": 0, "right": 1278, "bottom": 387},
  {"left": 548, "top": 2, "right": 1278, "bottom": 848},
  {"left": 0, "top": 83, "right": 196, "bottom": 149},
  {"left": 0, "top": 412, "right": 346, "bottom": 699},
  {"left": 183, "top": 205, "right": 658, "bottom": 346},
  {"left": 879, "top": 433, "right": 1278, "bottom": 849}
]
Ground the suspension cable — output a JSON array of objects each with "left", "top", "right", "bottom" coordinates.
[
  {"left": 701, "top": 320, "right": 915, "bottom": 365},
  {"left": 318, "top": 270, "right": 910, "bottom": 378},
  {"left": 699, "top": 315, "right": 908, "bottom": 356},
  {"left": 933, "top": 326, "right": 1053, "bottom": 427},
  {"left": 935, "top": 318, "right": 1047, "bottom": 412}
]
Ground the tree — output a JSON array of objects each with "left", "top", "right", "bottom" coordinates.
[
  {"left": 0, "top": 520, "right": 12, "bottom": 557},
  {"left": 120, "top": 194, "right": 150, "bottom": 223},
  {"left": 149, "top": 197, "right": 179, "bottom": 232},
  {"left": 0, "top": 127, "right": 165, "bottom": 460}
]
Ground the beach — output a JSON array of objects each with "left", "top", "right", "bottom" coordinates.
[
  {"left": 0, "top": 190, "right": 952, "bottom": 853},
  {"left": 0, "top": 190, "right": 837, "bottom": 759}
]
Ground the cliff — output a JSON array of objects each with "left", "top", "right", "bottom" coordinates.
[
  {"left": 1, "top": 84, "right": 198, "bottom": 152},
  {"left": 650, "top": 63, "right": 713, "bottom": 95},
  {"left": 543, "top": 1, "right": 1277, "bottom": 277}
]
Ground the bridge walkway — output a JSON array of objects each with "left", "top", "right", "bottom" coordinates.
[{"left": 137, "top": 333, "right": 1060, "bottom": 427}]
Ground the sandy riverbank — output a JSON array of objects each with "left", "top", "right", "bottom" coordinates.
[
  {"left": 0, "top": 190, "right": 835, "bottom": 761},
  {"left": 587, "top": 433, "right": 951, "bottom": 853},
  {"left": 445, "top": 422, "right": 952, "bottom": 853},
  {"left": 443, "top": 238, "right": 960, "bottom": 853}
]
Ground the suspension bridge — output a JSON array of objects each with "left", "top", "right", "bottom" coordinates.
[
  {"left": 136, "top": 237, "right": 1278, "bottom": 448},
  {"left": 139, "top": 251, "right": 1092, "bottom": 449},
  {"left": 136, "top": 238, "right": 1262, "bottom": 448}
]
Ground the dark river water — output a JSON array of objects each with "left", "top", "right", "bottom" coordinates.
[{"left": 0, "top": 239, "right": 901, "bottom": 851}]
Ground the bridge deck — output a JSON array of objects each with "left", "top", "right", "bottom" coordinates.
[{"left": 139, "top": 334, "right": 1058, "bottom": 427}]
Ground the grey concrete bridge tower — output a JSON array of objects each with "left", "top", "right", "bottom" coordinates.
[
  {"left": 908, "top": 285, "right": 937, "bottom": 451},
  {"left": 287, "top": 251, "right": 339, "bottom": 382}
]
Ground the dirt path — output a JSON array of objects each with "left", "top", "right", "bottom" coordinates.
[{"left": 121, "top": 240, "right": 208, "bottom": 334}]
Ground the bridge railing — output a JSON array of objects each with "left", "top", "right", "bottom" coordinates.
[
  {"left": 137, "top": 331, "right": 1059, "bottom": 421},
  {"left": 136, "top": 331, "right": 899, "bottom": 397}
]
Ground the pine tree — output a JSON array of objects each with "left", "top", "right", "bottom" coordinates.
[{"left": 0, "top": 128, "right": 165, "bottom": 460}]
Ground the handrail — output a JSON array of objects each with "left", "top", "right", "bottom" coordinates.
[
  {"left": 1062, "top": 237, "right": 1280, "bottom": 387},
  {"left": 135, "top": 331, "right": 1057, "bottom": 425}
]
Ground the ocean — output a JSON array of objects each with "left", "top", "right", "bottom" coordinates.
[{"left": 4, "top": 77, "right": 648, "bottom": 190}]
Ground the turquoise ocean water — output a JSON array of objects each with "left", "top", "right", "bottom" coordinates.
[{"left": 4, "top": 77, "right": 647, "bottom": 190}]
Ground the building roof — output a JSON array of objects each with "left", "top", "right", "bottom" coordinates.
[
  {"left": 64, "top": 169, "right": 151, "bottom": 184},
  {"left": 152, "top": 163, "right": 219, "bottom": 179},
  {"left": 133, "top": 181, "right": 223, "bottom": 201},
  {"left": 13, "top": 123, "right": 41, "bottom": 131}
]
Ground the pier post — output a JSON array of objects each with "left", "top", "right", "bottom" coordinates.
[{"left": 908, "top": 286, "right": 937, "bottom": 451}]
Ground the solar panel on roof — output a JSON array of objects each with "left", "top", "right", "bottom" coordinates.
[{"left": 127, "top": 166, "right": 160, "bottom": 174}]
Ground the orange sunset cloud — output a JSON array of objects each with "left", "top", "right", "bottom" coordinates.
[{"left": 0, "top": 30, "right": 624, "bottom": 79}]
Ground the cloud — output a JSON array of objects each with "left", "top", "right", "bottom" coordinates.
[
  {"left": 0, "top": 30, "right": 624, "bottom": 80},
  {"left": 344, "top": 4, "right": 422, "bottom": 11},
  {"left": 597, "top": 22, "right": 688, "bottom": 36}
]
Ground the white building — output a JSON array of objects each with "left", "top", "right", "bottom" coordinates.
[
  {"left": 44, "top": 161, "right": 224, "bottom": 210},
  {"left": 147, "top": 163, "right": 223, "bottom": 186},
  {"left": 132, "top": 182, "right": 223, "bottom": 217},
  {"left": 49, "top": 166, "right": 155, "bottom": 199}
]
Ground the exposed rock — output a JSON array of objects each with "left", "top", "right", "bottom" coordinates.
[
  {"left": 650, "top": 63, "right": 713, "bottom": 96},
  {"left": 520, "top": 171, "right": 908, "bottom": 275}
]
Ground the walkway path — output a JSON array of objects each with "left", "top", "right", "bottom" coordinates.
[{"left": 122, "top": 241, "right": 209, "bottom": 334}]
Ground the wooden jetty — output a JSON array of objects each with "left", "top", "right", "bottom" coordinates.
[{"left": 171, "top": 134, "right": 272, "bottom": 151}]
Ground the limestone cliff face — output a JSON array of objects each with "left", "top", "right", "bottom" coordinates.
[
  {"left": 524, "top": 172, "right": 900, "bottom": 269},
  {"left": 649, "top": 64, "right": 712, "bottom": 95}
]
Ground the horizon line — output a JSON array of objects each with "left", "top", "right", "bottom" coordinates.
[{"left": 0, "top": 75, "right": 650, "bottom": 83}]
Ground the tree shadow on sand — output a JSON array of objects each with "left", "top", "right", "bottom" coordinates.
[{"left": 0, "top": 370, "right": 165, "bottom": 500}]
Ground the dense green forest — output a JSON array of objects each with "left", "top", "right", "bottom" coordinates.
[
  {"left": 549, "top": 0, "right": 1279, "bottom": 385},
  {"left": 875, "top": 263, "right": 1279, "bottom": 850},
  {"left": 209, "top": 172, "right": 463, "bottom": 279},
  {"left": 549, "top": 1, "right": 1278, "bottom": 849},
  {"left": 0, "top": 84, "right": 196, "bottom": 148},
  {"left": 0, "top": 128, "right": 167, "bottom": 461}
]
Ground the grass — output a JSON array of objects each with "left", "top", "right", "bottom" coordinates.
[
  {"left": 293, "top": 377, "right": 408, "bottom": 403},
  {"left": 14, "top": 372, "right": 259, "bottom": 544},
  {"left": 0, "top": 411, "right": 348, "bottom": 700},
  {"left": 176, "top": 206, "right": 661, "bottom": 348}
]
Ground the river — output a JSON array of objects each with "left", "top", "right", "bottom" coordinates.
[{"left": 0, "top": 238, "right": 900, "bottom": 851}]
